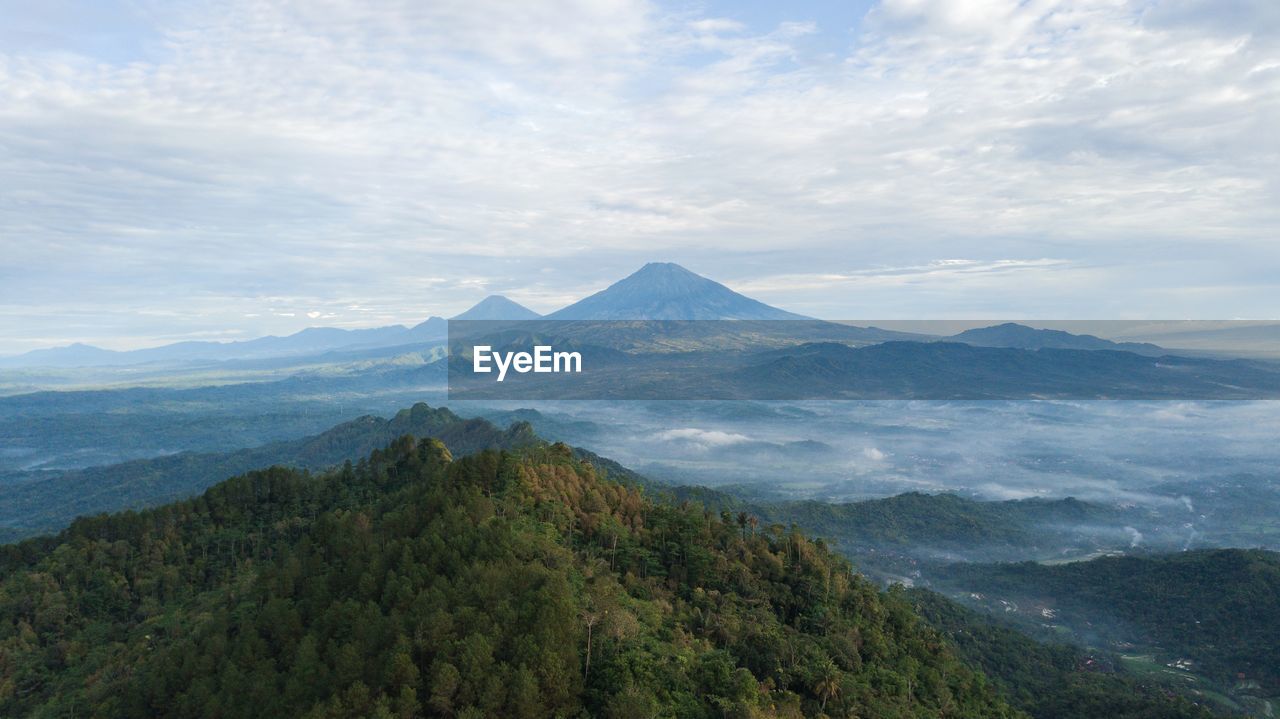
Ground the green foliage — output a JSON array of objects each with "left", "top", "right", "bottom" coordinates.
[
  {"left": 0, "top": 436, "right": 1020, "bottom": 718},
  {"left": 0, "top": 403, "right": 537, "bottom": 541},
  {"left": 761, "top": 493, "right": 1034, "bottom": 548},
  {"left": 907, "top": 589, "right": 1218, "bottom": 719},
  {"left": 628, "top": 483, "right": 1140, "bottom": 573},
  {"left": 932, "top": 550, "right": 1280, "bottom": 692}
]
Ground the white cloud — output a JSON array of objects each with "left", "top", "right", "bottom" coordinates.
[
  {"left": 656, "top": 427, "right": 752, "bottom": 449},
  {"left": 1, "top": 0, "right": 1277, "bottom": 348},
  {"left": 734, "top": 259, "right": 1075, "bottom": 292}
]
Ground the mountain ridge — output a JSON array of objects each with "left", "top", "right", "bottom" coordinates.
[
  {"left": 949, "top": 323, "right": 1165, "bottom": 354},
  {"left": 0, "top": 403, "right": 535, "bottom": 542},
  {"left": 0, "top": 318, "right": 448, "bottom": 369},
  {"left": 13, "top": 266, "right": 1259, "bottom": 372}
]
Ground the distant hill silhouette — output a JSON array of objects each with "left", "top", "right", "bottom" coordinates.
[
  {"left": 950, "top": 323, "right": 1164, "bottom": 354},
  {"left": 0, "top": 318, "right": 447, "bottom": 368},
  {"left": 1, "top": 342, "right": 122, "bottom": 368},
  {"left": 736, "top": 341, "right": 1280, "bottom": 399},
  {"left": 0, "top": 403, "right": 536, "bottom": 541}
]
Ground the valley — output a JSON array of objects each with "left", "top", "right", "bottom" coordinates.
[
  {"left": 10, "top": 1, "right": 1276, "bottom": 714},
  {"left": 3, "top": 263, "right": 1277, "bottom": 717}
]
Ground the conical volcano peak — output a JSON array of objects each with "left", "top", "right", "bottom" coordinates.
[
  {"left": 546, "top": 262, "right": 809, "bottom": 320},
  {"left": 451, "top": 295, "right": 542, "bottom": 321},
  {"left": 609, "top": 262, "right": 725, "bottom": 293},
  {"left": 631, "top": 261, "right": 701, "bottom": 277}
]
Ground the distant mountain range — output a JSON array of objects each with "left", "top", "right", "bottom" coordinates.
[
  {"left": 0, "top": 293, "right": 541, "bottom": 369},
  {"left": 0, "top": 317, "right": 448, "bottom": 368},
  {"left": 735, "top": 341, "right": 1280, "bottom": 399},
  {"left": 449, "top": 331, "right": 1280, "bottom": 399},
  {"left": 0, "top": 263, "right": 808, "bottom": 368},
  {"left": 19, "top": 262, "right": 1280, "bottom": 378}
]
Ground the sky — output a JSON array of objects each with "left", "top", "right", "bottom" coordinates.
[{"left": 1, "top": 0, "right": 1278, "bottom": 352}]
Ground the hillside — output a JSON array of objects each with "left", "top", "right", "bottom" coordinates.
[
  {"left": 932, "top": 550, "right": 1280, "bottom": 693},
  {"left": 759, "top": 493, "right": 1074, "bottom": 550},
  {"left": 0, "top": 438, "right": 1020, "bottom": 718},
  {"left": 654, "top": 491, "right": 1166, "bottom": 581},
  {"left": 0, "top": 404, "right": 535, "bottom": 542},
  {"left": 907, "top": 589, "right": 1215, "bottom": 719}
]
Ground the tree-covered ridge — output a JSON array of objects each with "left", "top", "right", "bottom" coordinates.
[
  {"left": 756, "top": 493, "right": 1090, "bottom": 549},
  {"left": 0, "top": 437, "right": 1020, "bottom": 718},
  {"left": 642, "top": 487, "right": 1144, "bottom": 577},
  {"left": 0, "top": 402, "right": 537, "bottom": 542},
  {"left": 931, "top": 550, "right": 1280, "bottom": 692},
  {"left": 907, "top": 589, "right": 1216, "bottom": 719}
]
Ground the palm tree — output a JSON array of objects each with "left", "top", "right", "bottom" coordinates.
[{"left": 815, "top": 661, "right": 841, "bottom": 712}]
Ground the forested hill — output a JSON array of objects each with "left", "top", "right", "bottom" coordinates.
[
  {"left": 0, "top": 437, "right": 1020, "bottom": 718},
  {"left": 907, "top": 589, "right": 1215, "bottom": 719},
  {"left": 932, "top": 550, "right": 1280, "bottom": 692},
  {"left": 754, "top": 493, "right": 1111, "bottom": 551},
  {"left": 0, "top": 403, "right": 538, "bottom": 542}
]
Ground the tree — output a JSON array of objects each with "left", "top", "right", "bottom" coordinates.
[{"left": 814, "top": 661, "right": 842, "bottom": 712}]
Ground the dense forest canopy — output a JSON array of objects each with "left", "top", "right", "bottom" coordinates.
[
  {"left": 1, "top": 436, "right": 1021, "bottom": 718},
  {"left": 907, "top": 589, "right": 1216, "bottom": 719},
  {"left": 0, "top": 403, "right": 538, "bottom": 542},
  {"left": 931, "top": 550, "right": 1280, "bottom": 693}
]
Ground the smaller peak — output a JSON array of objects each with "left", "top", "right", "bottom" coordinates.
[
  {"left": 59, "top": 342, "right": 115, "bottom": 353},
  {"left": 410, "top": 316, "right": 447, "bottom": 330},
  {"left": 452, "top": 295, "right": 541, "bottom": 321}
]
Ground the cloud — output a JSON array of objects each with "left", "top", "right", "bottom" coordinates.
[
  {"left": 733, "top": 258, "right": 1075, "bottom": 292},
  {"left": 973, "top": 482, "right": 1044, "bottom": 501},
  {"left": 656, "top": 427, "right": 752, "bottom": 449},
  {"left": 1, "top": 0, "right": 1277, "bottom": 349}
]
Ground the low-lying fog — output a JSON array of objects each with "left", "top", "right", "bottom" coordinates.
[{"left": 471, "top": 400, "right": 1280, "bottom": 507}]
